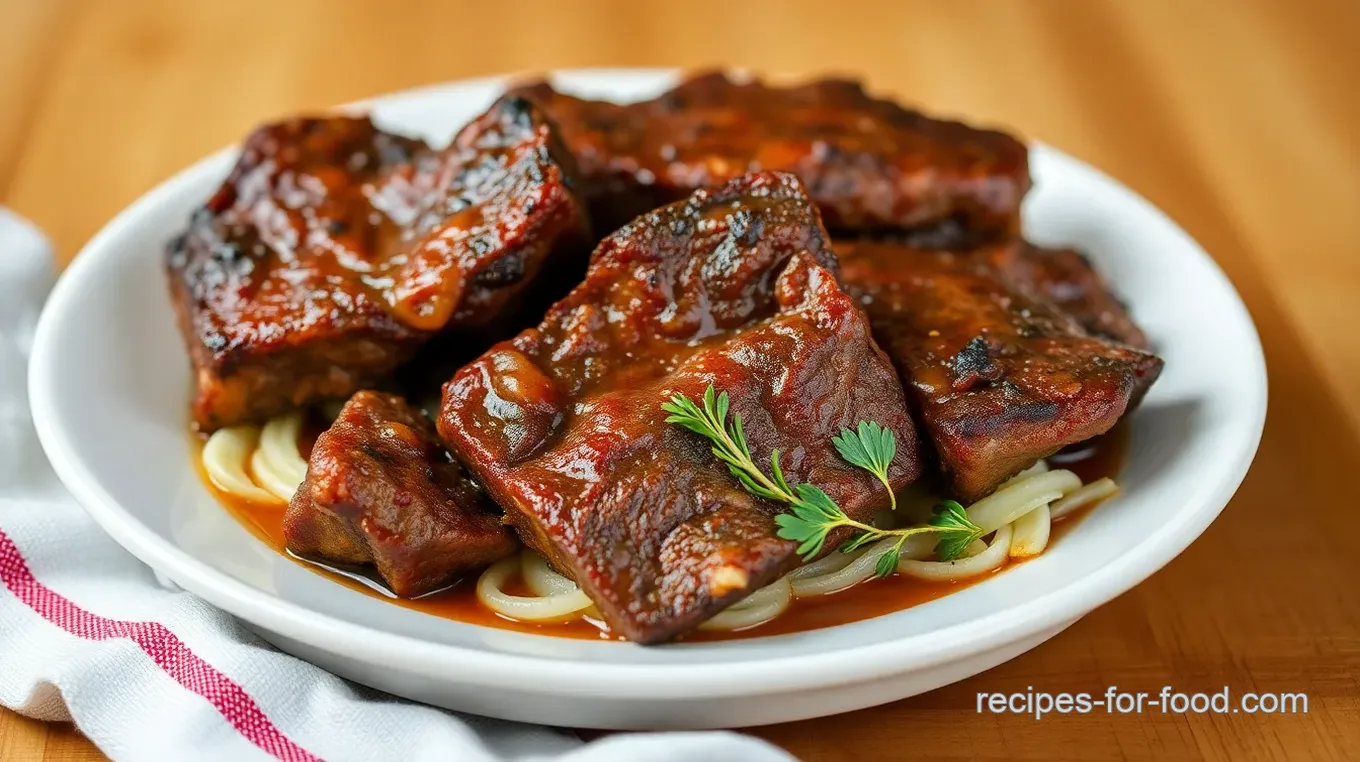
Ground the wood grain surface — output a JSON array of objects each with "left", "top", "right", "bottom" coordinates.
[{"left": 1, "top": 0, "right": 1357, "bottom": 759}]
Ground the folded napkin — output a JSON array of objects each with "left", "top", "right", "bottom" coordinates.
[{"left": 0, "top": 207, "right": 794, "bottom": 762}]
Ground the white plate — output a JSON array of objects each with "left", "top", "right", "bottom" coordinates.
[{"left": 28, "top": 69, "right": 1266, "bottom": 730}]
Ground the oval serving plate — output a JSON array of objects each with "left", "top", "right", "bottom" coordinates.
[{"left": 28, "top": 69, "right": 1266, "bottom": 729}]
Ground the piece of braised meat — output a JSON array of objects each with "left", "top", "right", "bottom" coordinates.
[
  {"left": 990, "top": 242, "right": 1150, "bottom": 350},
  {"left": 508, "top": 72, "right": 1029, "bottom": 238},
  {"left": 438, "top": 172, "right": 921, "bottom": 644},
  {"left": 166, "top": 116, "right": 423, "bottom": 431},
  {"left": 837, "top": 239, "right": 1162, "bottom": 502},
  {"left": 167, "top": 97, "right": 591, "bottom": 431},
  {"left": 284, "top": 390, "right": 518, "bottom": 597}
]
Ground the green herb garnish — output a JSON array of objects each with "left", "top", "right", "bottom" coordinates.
[
  {"left": 662, "top": 385, "right": 984, "bottom": 575},
  {"left": 831, "top": 421, "right": 898, "bottom": 510},
  {"left": 928, "top": 500, "right": 986, "bottom": 561}
]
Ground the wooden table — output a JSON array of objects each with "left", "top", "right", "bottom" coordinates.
[{"left": 2, "top": 0, "right": 1357, "bottom": 759}]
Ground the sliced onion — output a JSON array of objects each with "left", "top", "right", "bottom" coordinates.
[
  {"left": 1002, "top": 460, "right": 1050, "bottom": 488},
  {"left": 967, "top": 469, "right": 1081, "bottom": 532},
  {"left": 789, "top": 534, "right": 934, "bottom": 596},
  {"left": 522, "top": 550, "right": 581, "bottom": 596},
  {"left": 476, "top": 554, "right": 593, "bottom": 622},
  {"left": 961, "top": 538, "right": 989, "bottom": 558},
  {"left": 698, "top": 577, "right": 793, "bottom": 631},
  {"left": 898, "top": 523, "right": 1014, "bottom": 582},
  {"left": 788, "top": 547, "right": 859, "bottom": 581},
  {"left": 1051, "top": 478, "right": 1120, "bottom": 519},
  {"left": 202, "top": 425, "right": 281, "bottom": 504},
  {"left": 788, "top": 547, "right": 870, "bottom": 597},
  {"left": 1009, "top": 503, "right": 1051, "bottom": 558},
  {"left": 250, "top": 412, "right": 309, "bottom": 501}
]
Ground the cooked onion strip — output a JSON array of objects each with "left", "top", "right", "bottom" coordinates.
[
  {"left": 961, "top": 538, "right": 989, "bottom": 558},
  {"left": 202, "top": 425, "right": 281, "bottom": 505},
  {"left": 698, "top": 577, "right": 793, "bottom": 631},
  {"left": 788, "top": 546, "right": 870, "bottom": 597},
  {"left": 966, "top": 469, "right": 1080, "bottom": 532},
  {"left": 1050, "top": 477, "right": 1120, "bottom": 520},
  {"left": 476, "top": 553, "right": 593, "bottom": 622},
  {"left": 200, "top": 401, "right": 1122, "bottom": 634},
  {"left": 790, "top": 535, "right": 934, "bottom": 596},
  {"left": 521, "top": 549, "right": 581, "bottom": 597},
  {"left": 1002, "top": 460, "right": 1050, "bottom": 487},
  {"left": 898, "top": 523, "right": 1014, "bottom": 581},
  {"left": 250, "top": 412, "right": 309, "bottom": 501},
  {"left": 1009, "top": 503, "right": 1051, "bottom": 558},
  {"left": 787, "top": 546, "right": 859, "bottom": 581}
]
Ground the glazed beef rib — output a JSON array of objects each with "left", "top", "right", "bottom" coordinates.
[
  {"left": 438, "top": 171, "right": 921, "bottom": 643},
  {"left": 284, "top": 390, "right": 518, "bottom": 597},
  {"left": 166, "top": 97, "right": 590, "bottom": 431},
  {"left": 509, "top": 72, "right": 1029, "bottom": 237},
  {"left": 837, "top": 238, "right": 1162, "bottom": 501},
  {"left": 992, "top": 242, "right": 1151, "bottom": 350}
]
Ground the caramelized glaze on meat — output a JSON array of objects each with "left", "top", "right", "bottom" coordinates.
[
  {"left": 991, "top": 242, "right": 1150, "bottom": 349},
  {"left": 837, "top": 239, "right": 1161, "bottom": 501},
  {"left": 437, "top": 172, "right": 920, "bottom": 643},
  {"left": 284, "top": 391, "right": 518, "bottom": 597},
  {"left": 167, "top": 98, "right": 590, "bottom": 431},
  {"left": 166, "top": 116, "right": 424, "bottom": 430},
  {"left": 372, "top": 100, "right": 592, "bottom": 332},
  {"left": 509, "top": 72, "right": 1030, "bottom": 236}
]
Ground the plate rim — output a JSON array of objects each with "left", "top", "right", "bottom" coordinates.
[{"left": 27, "top": 67, "right": 1268, "bottom": 700}]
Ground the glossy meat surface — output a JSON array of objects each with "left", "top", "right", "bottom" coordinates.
[
  {"left": 992, "top": 242, "right": 1150, "bottom": 349},
  {"left": 438, "top": 172, "right": 921, "bottom": 643},
  {"left": 509, "top": 72, "right": 1030, "bottom": 236},
  {"left": 284, "top": 391, "right": 518, "bottom": 597},
  {"left": 837, "top": 239, "right": 1162, "bottom": 501},
  {"left": 167, "top": 98, "right": 590, "bottom": 431},
  {"left": 167, "top": 116, "right": 424, "bottom": 430},
  {"left": 372, "top": 98, "right": 592, "bottom": 332}
]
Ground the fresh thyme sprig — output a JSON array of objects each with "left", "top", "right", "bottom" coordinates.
[{"left": 662, "top": 385, "right": 985, "bottom": 575}]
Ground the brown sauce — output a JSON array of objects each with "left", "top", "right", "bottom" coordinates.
[{"left": 197, "top": 421, "right": 1127, "bottom": 642}]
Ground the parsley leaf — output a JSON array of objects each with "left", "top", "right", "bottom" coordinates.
[{"left": 929, "top": 500, "right": 988, "bottom": 561}]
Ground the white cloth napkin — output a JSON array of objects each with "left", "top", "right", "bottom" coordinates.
[{"left": 0, "top": 207, "right": 794, "bottom": 762}]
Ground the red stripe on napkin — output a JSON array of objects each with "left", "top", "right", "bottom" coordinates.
[{"left": 0, "top": 527, "right": 322, "bottom": 762}]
